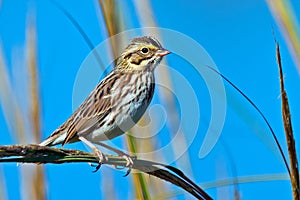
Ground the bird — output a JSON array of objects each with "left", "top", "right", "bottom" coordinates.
[{"left": 39, "top": 36, "right": 170, "bottom": 167}]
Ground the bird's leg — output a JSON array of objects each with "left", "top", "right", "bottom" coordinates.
[
  {"left": 79, "top": 136, "right": 106, "bottom": 172},
  {"left": 93, "top": 141, "right": 135, "bottom": 168}
]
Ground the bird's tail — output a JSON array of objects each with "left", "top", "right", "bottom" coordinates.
[{"left": 39, "top": 131, "right": 67, "bottom": 146}]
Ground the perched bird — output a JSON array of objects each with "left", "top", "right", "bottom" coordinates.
[{"left": 40, "top": 36, "right": 170, "bottom": 166}]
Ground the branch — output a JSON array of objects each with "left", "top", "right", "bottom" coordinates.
[{"left": 0, "top": 144, "right": 212, "bottom": 200}]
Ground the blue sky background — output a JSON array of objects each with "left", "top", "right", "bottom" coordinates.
[{"left": 0, "top": 0, "right": 300, "bottom": 199}]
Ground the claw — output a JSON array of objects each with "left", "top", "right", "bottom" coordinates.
[
  {"left": 88, "top": 161, "right": 102, "bottom": 172},
  {"left": 123, "top": 167, "right": 132, "bottom": 177},
  {"left": 92, "top": 163, "right": 101, "bottom": 173},
  {"left": 90, "top": 146, "right": 106, "bottom": 173}
]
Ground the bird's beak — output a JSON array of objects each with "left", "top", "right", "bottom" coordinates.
[{"left": 156, "top": 49, "right": 171, "bottom": 57}]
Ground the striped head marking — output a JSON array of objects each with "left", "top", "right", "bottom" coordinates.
[{"left": 116, "top": 36, "right": 170, "bottom": 72}]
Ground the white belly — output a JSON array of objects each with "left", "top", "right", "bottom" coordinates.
[{"left": 85, "top": 72, "right": 154, "bottom": 142}]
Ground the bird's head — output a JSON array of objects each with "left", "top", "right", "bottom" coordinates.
[{"left": 116, "top": 36, "right": 170, "bottom": 72}]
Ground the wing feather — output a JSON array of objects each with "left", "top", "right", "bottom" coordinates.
[{"left": 61, "top": 71, "right": 120, "bottom": 145}]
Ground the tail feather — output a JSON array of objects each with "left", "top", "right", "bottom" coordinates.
[{"left": 39, "top": 131, "right": 67, "bottom": 146}]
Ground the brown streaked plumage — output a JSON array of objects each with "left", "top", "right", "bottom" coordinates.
[{"left": 39, "top": 36, "right": 169, "bottom": 165}]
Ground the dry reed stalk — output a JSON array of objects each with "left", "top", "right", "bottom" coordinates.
[
  {"left": 26, "top": 17, "right": 46, "bottom": 200},
  {"left": 97, "top": 1, "right": 151, "bottom": 199},
  {"left": 132, "top": 1, "right": 194, "bottom": 198},
  {"left": 276, "top": 42, "right": 299, "bottom": 200},
  {"left": 0, "top": 144, "right": 212, "bottom": 200}
]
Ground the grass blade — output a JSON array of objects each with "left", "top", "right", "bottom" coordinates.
[{"left": 205, "top": 64, "right": 291, "bottom": 177}]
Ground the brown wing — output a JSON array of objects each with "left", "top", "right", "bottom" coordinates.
[{"left": 61, "top": 71, "right": 119, "bottom": 145}]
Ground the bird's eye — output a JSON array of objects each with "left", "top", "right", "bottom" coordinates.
[{"left": 141, "top": 47, "right": 149, "bottom": 54}]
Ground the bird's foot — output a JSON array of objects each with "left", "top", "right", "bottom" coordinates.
[
  {"left": 92, "top": 147, "right": 106, "bottom": 172},
  {"left": 115, "top": 153, "right": 136, "bottom": 176},
  {"left": 78, "top": 136, "right": 107, "bottom": 173},
  {"left": 93, "top": 141, "right": 136, "bottom": 175}
]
